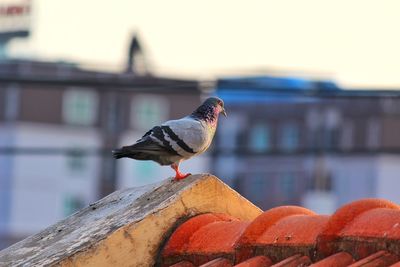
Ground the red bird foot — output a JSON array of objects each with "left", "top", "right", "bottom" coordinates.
[
  {"left": 171, "top": 163, "right": 191, "bottom": 181},
  {"left": 175, "top": 172, "right": 192, "bottom": 181}
]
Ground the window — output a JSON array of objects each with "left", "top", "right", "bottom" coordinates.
[
  {"left": 280, "top": 172, "right": 296, "bottom": 198},
  {"left": 63, "top": 88, "right": 98, "bottom": 125},
  {"left": 366, "top": 118, "right": 380, "bottom": 149},
  {"left": 325, "top": 108, "right": 340, "bottom": 129},
  {"left": 63, "top": 195, "right": 84, "bottom": 216},
  {"left": 306, "top": 109, "right": 321, "bottom": 148},
  {"left": 4, "top": 85, "right": 19, "bottom": 121},
  {"left": 280, "top": 123, "right": 299, "bottom": 151},
  {"left": 131, "top": 161, "right": 159, "bottom": 186},
  {"left": 131, "top": 95, "right": 169, "bottom": 130},
  {"left": 324, "top": 109, "right": 340, "bottom": 149},
  {"left": 218, "top": 113, "right": 243, "bottom": 151},
  {"left": 311, "top": 172, "right": 332, "bottom": 191},
  {"left": 306, "top": 109, "right": 320, "bottom": 130},
  {"left": 135, "top": 161, "right": 156, "bottom": 180},
  {"left": 324, "top": 129, "right": 338, "bottom": 149},
  {"left": 249, "top": 124, "right": 270, "bottom": 152},
  {"left": 340, "top": 120, "right": 354, "bottom": 150},
  {"left": 246, "top": 173, "right": 267, "bottom": 207},
  {"left": 66, "top": 148, "right": 86, "bottom": 173}
]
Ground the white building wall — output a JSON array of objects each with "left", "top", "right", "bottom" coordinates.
[
  {"left": 302, "top": 156, "right": 378, "bottom": 213},
  {"left": 0, "top": 123, "right": 101, "bottom": 236},
  {"left": 375, "top": 155, "right": 400, "bottom": 203},
  {"left": 302, "top": 191, "right": 337, "bottom": 215},
  {"left": 327, "top": 156, "right": 377, "bottom": 207},
  {"left": 329, "top": 155, "right": 400, "bottom": 206},
  {"left": 0, "top": 124, "right": 15, "bottom": 235},
  {"left": 303, "top": 155, "right": 400, "bottom": 213}
]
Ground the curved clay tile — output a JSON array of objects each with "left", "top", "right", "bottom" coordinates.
[{"left": 163, "top": 213, "right": 239, "bottom": 257}]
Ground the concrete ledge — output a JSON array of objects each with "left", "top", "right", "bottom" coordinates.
[{"left": 0, "top": 174, "right": 262, "bottom": 267}]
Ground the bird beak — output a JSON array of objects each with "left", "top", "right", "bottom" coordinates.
[{"left": 222, "top": 107, "right": 227, "bottom": 117}]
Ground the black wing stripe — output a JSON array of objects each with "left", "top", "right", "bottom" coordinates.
[
  {"left": 161, "top": 126, "right": 196, "bottom": 154},
  {"left": 150, "top": 126, "right": 179, "bottom": 155}
]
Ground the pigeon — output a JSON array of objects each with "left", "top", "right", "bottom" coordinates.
[{"left": 112, "top": 97, "right": 227, "bottom": 180}]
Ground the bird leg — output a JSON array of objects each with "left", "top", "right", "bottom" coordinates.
[{"left": 171, "top": 163, "right": 191, "bottom": 180}]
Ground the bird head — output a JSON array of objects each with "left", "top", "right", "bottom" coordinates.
[
  {"left": 204, "top": 97, "right": 227, "bottom": 117},
  {"left": 191, "top": 96, "right": 227, "bottom": 124}
]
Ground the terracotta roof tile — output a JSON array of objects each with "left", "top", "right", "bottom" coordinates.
[
  {"left": 238, "top": 206, "right": 315, "bottom": 246},
  {"left": 317, "top": 199, "right": 400, "bottom": 260},
  {"left": 254, "top": 214, "right": 329, "bottom": 262},
  {"left": 234, "top": 256, "right": 272, "bottom": 267},
  {"left": 161, "top": 198, "right": 400, "bottom": 267},
  {"left": 317, "top": 199, "right": 399, "bottom": 241},
  {"left": 163, "top": 213, "right": 239, "bottom": 257},
  {"left": 347, "top": 251, "right": 399, "bottom": 267},
  {"left": 270, "top": 254, "right": 311, "bottom": 267},
  {"left": 199, "top": 258, "right": 233, "bottom": 267},
  {"left": 309, "top": 252, "right": 354, "bottom": 266},
  {"left": 339, "top": 208, "right": 400, "bottom": 239},
  {"left": 163, "top": 218, "right": 249, "bottom": 266},
  {"left": 256, "top": 215, "right": 329, "bottom": 245},
  {"left": 236, "top": 206, "right": 315, "bottom": 262},
  {"left": 186, "top": 221, "right": 250, "bottom": 254},
  {"left": 170, "top": 261, "right": 196, "bottom": 267}
]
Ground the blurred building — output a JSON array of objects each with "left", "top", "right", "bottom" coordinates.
[
  {"left": 0, "top": 59, "right": 202, "bottom": 248},
  {"left": 212, "top": 76, "right": 400, "bottom": 213}
]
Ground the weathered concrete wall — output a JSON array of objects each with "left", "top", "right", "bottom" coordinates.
[{"left": 0, "top": 174, "right": 262, "bottom": 267}]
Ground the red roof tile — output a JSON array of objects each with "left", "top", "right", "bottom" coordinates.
[
  {"left": 256, "top": 215, "right": 329, "bottom": 245},
  {"left": 235, "top": 206, "right": 315, "bottom": 262},
  {"left": 339, "top": 208, "right": 400, "bottom": 239},
  {"left": 317, "top": 199, "right": 400, "bottom": 260},
  {"left": 309, "top": 252, "right": 354, "bottom": 267},
  {"left": 160, "top": 198, "right": 400, "bottom": 267},
  {"left": 348, "top": 251, "right": 399, "bottom": 267},
  {"left": 199, "top": 258, "right": 232, "bottom": 267},
  {"left": 270, "top": 254, "right": 311, "bottom": 267},
  {"left": 321, "top": 199, "right": 399, "bottom": 235},
  {"left": 238, "top": 206, "right": 315, "bottom": 245},
  {"left": 234, "top": 256, "right": 272, "bottom": 267},
  {"left": 163, "top": 213, "right": 239, "bottom": 257},
  {"left": 170, "top": 261, "right": 196, "bottom": 267},
  {"left": 187, "top": 221, "right": 250, "bottom": 254}
]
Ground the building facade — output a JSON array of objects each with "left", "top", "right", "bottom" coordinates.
[{"left": 212, "top": 76, "right": 400, "bottom": 213}]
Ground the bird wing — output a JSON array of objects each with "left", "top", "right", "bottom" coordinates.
[
  {"left": 161, "top": 117, "right": 210, "bottom": 158},
  {"left": 112, "top": 127, "right": 182, "bottom": 165},
  {"left": 136, "top": 126, "right": 180, "bottom": 156},
  {"left": 128, "top": 116, "right": 210, "bottom": 161}
]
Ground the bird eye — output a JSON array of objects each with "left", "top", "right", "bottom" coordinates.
[{"left": 217, "top": 100, "right": 223, "bottom": 106}]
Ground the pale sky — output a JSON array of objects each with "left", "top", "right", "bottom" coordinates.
[{"left": 7, "top": 0, "right": 400, "bottom": 88}]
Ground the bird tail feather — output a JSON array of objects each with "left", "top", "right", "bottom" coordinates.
[
  {"left": 112, "top": 141, "right": 165, "bottom": 160},
  {"left": 112, "top": 148, "right": 130, "bottom": 159}
]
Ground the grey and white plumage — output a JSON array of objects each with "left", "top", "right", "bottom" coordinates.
[{"left": 112, "top": 97, "right": 226, "bottom": 180}]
